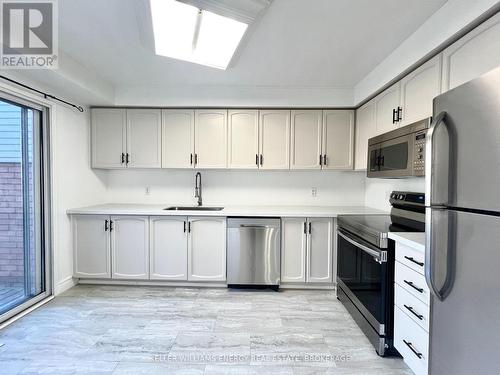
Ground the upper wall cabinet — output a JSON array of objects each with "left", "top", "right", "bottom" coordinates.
[
  {"left": 322, "top": 110, "right": 354, "bottom": 170},
  {"left": 126, "top": 109, "right": 162, "bottom": 168},
  {"left": 228, "top": 110, "right": 259, "bottom": 169},
  {"left": 290, "top": 110, "right": 323, "bottom": 170},
  {"left": 355, "top": 101, "right": 375, "bottom": 170},
  {"left": 91, "top": 108, "right": 161, "bottom": 169},
  {"left": 162, "top": 109, "right": 194, "bottom": 168},
  {"left": 374, "top": 82, "right": 401, "bottom": 135},
  {"left": 259, "top": 110, "right": 291, "bottom": 170},
  {"left": 91, "top": 108, "right": 126, "bottom": 169},
  {"left": 400, "top": 55, "right": 442, "bottom": 126},
  {"left": 194, "top": 110, "right": 228, "bottom": 169},
  {"left": 442, "top": 12, "right": 500, "bottom": 91}
]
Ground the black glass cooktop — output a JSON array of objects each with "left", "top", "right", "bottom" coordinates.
[{"left": 338, "top": 214, "right": 422, "bottom": 235}]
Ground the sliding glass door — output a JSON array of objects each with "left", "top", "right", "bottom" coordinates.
[{"left": 0, "top": 93, "right": 50, "bottom": 321}]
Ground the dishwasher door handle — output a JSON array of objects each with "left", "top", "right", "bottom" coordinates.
[{"left": 239, "top": 225, "right": 276, "bottom": 229}]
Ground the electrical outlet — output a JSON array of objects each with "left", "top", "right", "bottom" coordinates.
[
  {"left": 145, "top": 186, "right": 151, "bottom": 195},
  {"left": 311, "top": 187, "right": 317, "bottom": 197}
]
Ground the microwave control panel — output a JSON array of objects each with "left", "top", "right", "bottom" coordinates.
[{"left": 413, "top": 131, "right": 426, "bottom": 176}]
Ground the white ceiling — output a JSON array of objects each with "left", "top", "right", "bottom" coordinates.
[{"left": 58, "top": 0, "right": 448, "bottom": 90}]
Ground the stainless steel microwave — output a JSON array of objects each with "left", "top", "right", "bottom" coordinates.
[{"left": 367, "top": 118, "right": 430, "bottom": 178}]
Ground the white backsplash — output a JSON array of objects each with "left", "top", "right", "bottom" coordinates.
[
  {"left": 364, "top": 177, "right": 425, "bottom": 212},
  {"left": 103, "top": 169, "right": 367, "bottom": 207}
]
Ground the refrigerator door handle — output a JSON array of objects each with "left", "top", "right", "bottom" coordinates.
[{"left": 425, "top": 111, "right": 448, "bottom": 207}]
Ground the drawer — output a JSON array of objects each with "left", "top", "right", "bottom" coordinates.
[
  {"left": 395, "top": 284, "right": 430, "bottom": 332},
  {"left": 395, "top": 243, "right": 425, "bottom": 275},
  {"left": 395, "top": 262, "right": 430, "bottom": 305},
  {"left": 394, "top": 306, "right": 429, "bottom": 375}
]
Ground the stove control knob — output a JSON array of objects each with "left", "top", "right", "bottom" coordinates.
[{"left": 398, "top": 194, "right": 404, "bottom": 200}]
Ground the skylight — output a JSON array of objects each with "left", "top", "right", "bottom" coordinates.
[{"left": 150, "top": 0, "right": 248, "bottom": 70}]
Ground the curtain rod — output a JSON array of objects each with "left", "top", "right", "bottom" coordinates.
[{"left": 0, "top": 75, "right": 84, "bottom": 112}]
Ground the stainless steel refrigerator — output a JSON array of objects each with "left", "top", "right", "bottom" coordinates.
[{"left": 425, "top": 66, "right": 500, "bottom": 374}]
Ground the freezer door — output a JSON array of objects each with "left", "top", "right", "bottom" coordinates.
[
  {"left": 426, "top": 208, "right": 500, "bottom": 375},
  {"left": 428, "top": 66, "right": 500, "bottom": 212}
]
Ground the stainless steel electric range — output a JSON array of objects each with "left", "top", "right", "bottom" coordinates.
[{"left": 336, "top": 191, "right": 425, "bottom": 356}]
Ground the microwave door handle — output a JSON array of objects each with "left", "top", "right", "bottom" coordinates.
[{"left": 338, "top": 230, "right": 385, "bottom": 262}]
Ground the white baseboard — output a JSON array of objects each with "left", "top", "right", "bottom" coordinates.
[
  {"left": 77, "top": 279, "right": 228, "bottom": 288},
  {"left": 280, "top": 283, "right": 336, "bottom": 290},
  {"left": 55, "top": 276, "right": 77, "bottom": 295}
]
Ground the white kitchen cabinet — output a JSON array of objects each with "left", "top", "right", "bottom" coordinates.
[
  {"left": 399, "top": 56, "right": 442, "bottom": 126},
  {"left": 322, "top": 110, "right": 354, "bottom": 170},
  {"left": 442, "top": 12, "right": 500, "bottom": 91},
  {"left": 259, "top": 110, "right": 290, "bottom": 169},
  {"left": 91, "top": 108, "right": 126, "bottom": 169},
  {"left": 281, "top": 218, "right": 307, "bottom": 282},
  {"left": 354, "top": 101, "right": 375, "bottom": 170},
  {"left": 126, "top": 109, "right": 162, "bottom": 168},
  {"left": 194, "top": 110, "right": 227, "bottom": 169},
  {"left": 73, "top": 215, "right": 111, "bottom": 278},
  {"left": 306, "top": 218, "right": 333, "bottom": 283},
  {"left": 281, "top": 217, "right": 333, "bottom": 284},
  {"left": 111, "top": 216, "right": 149, "bottom": 280},
  {"left": 162, "top": 109, "right": 195, "bottom": 168},
  {"left": 187, "top": 217, "right": 226, "bottom": 281},
  {"left": 374, "top": 82, "right": 401, "bottom": 135},
  {"left": 290, "top": 110, "right": 322, "bottom": 170},
  {"left": 228, "top": 110, "right": 259, "bottom": 169},
  {"left": 150, "top": 217, "right": 188, "bottom": 280}
]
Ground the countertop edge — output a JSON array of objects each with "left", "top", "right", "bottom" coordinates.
[{"left": 388, "top": 232, "right": 425, "bottom": 252}]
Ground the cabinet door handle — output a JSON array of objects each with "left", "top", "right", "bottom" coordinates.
[
  {"left": 259, "top": 154, "right": 263, "bottom": 166},
  {"left": 308, "top": 222, "right": 312, "bottom": 235},
  {"left": 319, "top": 154, "right": 322, "bottom": 166},
  {"left": 404, "top": 256, "right": 424, "bottom": 267},
  {"left": 126, "top": 153, "right": 130, "bottom": 165},
  {"left": 303, "top": 222, "right": 307, "bottom": 234},
  {"left": 397, "top": 106, "right": 403, "bottom": 122},
  {"left": 183, "top": 221, "right": 187, "bottom": 233},
  {"left": 323, "top": 155, "right": 327, "bottom": 166},
  {"left": 190, "top": 153, "right": 193, "bottom": 165},
  {"left": 121, "top": 153, "right": 125, "bottom": 164},
  {"left": 188, "top": 221, "right": 191, "bottom": 233},
  {"left": 256, "top": 154, "right": 259, "bottom": 166},
  {"left": 104, "top": 220, "right": 109, "bottom": 232},
  {"left": 109, "top": 220, "right": 114, "bottom": 231},
  {"left": 404, "top": 304, "right": 424, "bottom": 320},
  {"left": 403, "top": 340, "right": 423, "bottom": 359},
  {"left": 392, "top": 108, "right": 397, "bottom": 124},
  {"left": 194, "top": 154, "right": 198, "bottom": 166},
  {"left": 404, "top": 279, "right": 424, "bottom": 293}
]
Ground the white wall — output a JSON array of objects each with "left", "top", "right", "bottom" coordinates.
[
  {"left": 355, "top": 0, "right": 500, "bottom": 103},
  {"left": 51, "top": 105, "right": 108, "bottom": 294},
  {"left": 104, "top": 169, "right": 367, "bottom": 207},
  {"left": 364, "top": 177, "right": 425, "bottom": 212}
]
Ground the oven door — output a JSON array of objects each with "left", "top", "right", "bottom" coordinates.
[
  {"left": 337, "top": 228, "right": 390, "bottom": 335},
  {"left": 367, "top": 134, "right": 413, "bottom": 178}
]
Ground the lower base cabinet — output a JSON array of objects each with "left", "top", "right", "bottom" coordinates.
[{"left": 281, "top": 217, "right": 333, "bottom": 283}]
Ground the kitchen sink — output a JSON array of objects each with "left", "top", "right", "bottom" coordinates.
[{"left": 164, "top": 206, "right": 224, "bottom": 211}]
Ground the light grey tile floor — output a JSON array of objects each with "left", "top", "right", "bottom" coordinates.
[{"left": 0, "top": 285, "right": 412, "bottom": 374}]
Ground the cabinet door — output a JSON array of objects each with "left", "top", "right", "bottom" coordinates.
[
  {"left": 150, "top": 217, "right": 188, "bottom": 280},
  {"left": 228, "top": 110, "right": 259, "bottom": 169},
  {"left": 290, "top": 110, "right": 322, "bottom": 170},
  {"left": 259, "top": 110, "right": 290, "bottom": 169},
  {"left": 400, "top": 55, "right": 442, "bottom": 126},
  {"left": 194, "top": 110, "right": 227, "bottom": 169},
  {"left": 375, "top": 82, "right": 400, "bottom": 135},
  {"left": 111, "top": 216, "right": 149, "bottom": 279},
  {"left": 162, "top": 109, "right": 195, "bottom": 168},
  {"left": 91, "top": 108, "right": 126, "bottom": 169},
  {"left": 354, "top": 101, "right": 375, "bottom": 170},
  {"left": 73, "top": 215, "right": 110, "bottom": 278},
  {"left": 188, "top": 217, "right": 226, "bottom": 281},
  {"left": 281, "top": 217, "right": 307, "bottom": 282},
  {"left": 442, "top": 12, "right": 500, "bottom": 91},
  {"left": 322, "top": 110, "right": 354, "bottom": 170},
  {"left": 306, "top": 218, "right": 333, "bottom": 283},
  {"left": 126, "top": 109, "right": 162, "bottom": 168}
]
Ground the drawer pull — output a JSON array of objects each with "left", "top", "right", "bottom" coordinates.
[
  {"left": 404, "top": 304, "right": 424, "bottom": 320},
  {"left": 403, "top": 340, "right": 423, "bottom": 359},
  {"left": 404, "top": 280, "right": 424, "bottom": 293},
  {"left": 404, "top": 256, "right": 424, "bottom": 267}
]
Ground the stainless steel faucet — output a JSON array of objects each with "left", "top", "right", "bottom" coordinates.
[{"left": 195, "top": 172, "right": 202, "bottom": 206}]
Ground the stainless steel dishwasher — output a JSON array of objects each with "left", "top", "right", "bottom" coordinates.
[{"left": 227, "top": 218, "right": 281, "bottom": 289}]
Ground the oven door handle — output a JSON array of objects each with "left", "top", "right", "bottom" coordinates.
[{"left": 338, "top": 229, "right": 386, "bottom": 263}]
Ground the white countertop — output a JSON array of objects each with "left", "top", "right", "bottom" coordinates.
[
  {"left": 67, "top": 203, "right": 386, "bottom": 218},
  {"left": 388, "top": 232, "right": 425, "bottom": 252}
]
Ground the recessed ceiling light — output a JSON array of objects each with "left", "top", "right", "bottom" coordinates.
[{"left": 150, "top": 0, "right": 248, "bottom": 70}]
